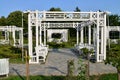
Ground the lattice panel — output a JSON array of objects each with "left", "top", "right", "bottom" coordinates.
[
  {"left": 92, "top": 13, "right": 97, "bottom": 19},
  {"left": 38, "top": 13, "right": 43, "bottom": 18},
  {"left": 99, "top": 20, "right": 104, "bottom": 26},
  {"left": 30, "top": 19, "right": 36, "bottom": 26},
  {"left": 80, "top": 13, "right": 90, "bottom": 19},
  {"left": 30, "top": 13, "right": 36, "bottom": 19}
]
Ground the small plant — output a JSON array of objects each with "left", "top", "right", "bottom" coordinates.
[
  {"left": 65, "top": 59, "right": 75, "bottom": 80},
  {"left": 77, "top": 58, "right": 87, "bottom": 80}
]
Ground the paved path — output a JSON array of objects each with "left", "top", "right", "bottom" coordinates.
[{"left": 9, "top": 48, "right": 117, "bottom": 76}]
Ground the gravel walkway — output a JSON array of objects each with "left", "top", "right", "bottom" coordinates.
[{"left": 9, "top": 48, "right": 117, "bottom": 76}]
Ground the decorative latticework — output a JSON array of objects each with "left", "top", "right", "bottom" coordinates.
[{"left": 26, "top": 10, "right": 109, "bottom": 63}]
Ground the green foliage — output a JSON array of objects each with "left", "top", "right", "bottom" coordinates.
[
  {"left": 47, "top": 40, "right": 76, "bottom": 48},
  {"left": 108, "top": 14, "right": 120, "bottom": 26},
  {"left": 0, "top": 16, "right": 7, "bottom": 26},
  {"left": 105, "top": 43, "right": 120, "bottom": 80},
  {"left": 0, "top": 76, "right": 65, "bottom": 80},
  {"left": 66, "top": 59, "right": 75, "bottom": 80},
  {"left": 81, "top": 48, "right": 89, "bottom": 59},
  {"left": 77, "top": 58, "right": 87, "bottom": 80},
  {"left": 49, "top": 7, "right": 62, "bottom": 11},
  {"left": 98, "top": 74, "right": 117, "bottom": 80},
  {"left": 47, "top": 42, "right": 65, "bottom": 48},
  {"left": 7, "top": 11, "right": 22, "bottom": 27},
  {"left": 0, "top": 45, "right": 24, "bottom": 63},
  {"left": 6, "top": 10, "right": 28, "bottom": 33},
  {"left": 105, "top": 44, "right": 120, "bottom": 69},
  {"left": 0, "top": 74, "right": 118, "bottom": 80},
  {"left": 81, "top": 48, "right": 89, "bottom": 55}
]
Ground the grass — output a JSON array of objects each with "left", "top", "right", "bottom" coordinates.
[
  {"left": 0, "top": 45, "right": 25, "bottom": 64},
  {"left": 0, "top": 73, "right": 118, "bottom": 80},
  {"left": 0, "top": 75, "right": 65, "bottom": 80}
]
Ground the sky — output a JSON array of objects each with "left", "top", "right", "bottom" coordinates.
[{"left": 0, "top": 0, "right": 120, "bottom": 17}]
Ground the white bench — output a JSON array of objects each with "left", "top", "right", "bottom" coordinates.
[{"left": 35, "top": 45, "right": 48, "bottom": 62}]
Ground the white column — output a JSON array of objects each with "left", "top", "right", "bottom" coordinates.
[
  {"left": 5, "top": 29, "right": 9, "bottom": 41},
  {"left": 93, "top": 28, "right": 96, "bottom": 46},
  {"left": 21, "top": 29, "right": 24, "bottom": 61},
  {"left": 103, "top": 14, "right": 107, "bottom": 60},
  {"left": 36, "top": 10, "right": 39, "bottom": 47},
  {"left": 21, "top": 30, "right": 23, "bottom": 47},
  {"left": 101, "top": 26, "right": 104, "bottom": 55},
  {"left": 96, "top": 11, "right": 100, "bottom": 62},
  {"left": 76, "top": 24, "right": 79, "bottom": 45},
  {"left": 40, "top": 22, "right": 42, "bottom": 45},
  {"left": 88, "top": 25, "right": 91, "bottom": 45},
  {"left": 44, "top": 24, "right": 46, "bottom": 45},
  {"left": 5, "top": 31, "right": 6, "bottom": 40},
  {"left": 28, "top": 12, "right": 33, "bottom": 57},
  {"left": 12, "top": 30, "right": 15, "bottom": 46},
  {"left": 81, "top": 27, "right": 83, "bottom": 44}
]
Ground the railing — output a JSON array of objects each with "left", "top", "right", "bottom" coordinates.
[{"left": 0, "top": 58, "right": 9, "bottom": 76}]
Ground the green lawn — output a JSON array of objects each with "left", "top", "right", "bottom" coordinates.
[{"left": 0, "top": 74, "right": 118, "bottom": 80}]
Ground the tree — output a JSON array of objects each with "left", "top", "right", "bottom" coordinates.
[
  {"left": 49, "top": 7, "right": 62, "bottom": 11},
  {"left": 0, "top": 16, "right": 7, "bottom": 26},
  {"left": 7, "top": 11, "right": 23, "bottom": 27},
  {"left": 74, "top": 6, "right": 81, "bottom": 12},
  {"left": 108, "top": 14, "right": 120, "bottom": 26},
  {"left": 7, "top": 11, "right": 28, "bottom": 33},
  {"left": 105, "top": 43, "right": 120, "bottom": 80}
]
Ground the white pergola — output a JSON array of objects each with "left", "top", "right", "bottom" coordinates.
[
  {"left": 0, "top": 26, "right": 23, "bottom": 47},
  {"left": 47, "top": 29, "right": 68, "bottom": 43},
  {"left": 25, "top": 10, "right": 109, "bottom": 63}
]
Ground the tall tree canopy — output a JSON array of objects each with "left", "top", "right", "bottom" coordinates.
[
  {"left": 0, "top": 16, "right": 7, "bottom": 26},
  {"left": 7, "top": 11, "right": 23, "bottom": 27},
  {"left": 6, "top": 11, "right": 28, "bottom": 33},
  {"left": 108, "top": 14, "right": 120, "bottom": 26},
  {"left": 49, "top": 7, "right": 62, "bottom": 11}
]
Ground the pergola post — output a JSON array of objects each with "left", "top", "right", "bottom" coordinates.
[
  {"left": 88, "top": 25, "right": 91, "bottom": 45},
  {"left": 101, "top": 26, "right": 104, "bottom": 55},
  {"left": 39, "top": 23, "right": 42, "bottom": 45},
  {"left": 36, "top": 10, "right": 39, "bottom": 47},
  {"left": 76, "top": 23, "right": 79, "bottom": 45},
  {"left": 28, "top": 12, "right": 33, "bottom": 62},
  {"left": 96, "top": 11, "right": 100, "bottom": 62},
  {"left": 103, "top": 14, "right": 107, "bottom": 60},
  {"left": 12, "top": 30, "right": 15, "bottom": 46},
  {"left": 80, "top": 27, "right": 83, "bottom": 44},
  {"left": 44, "top": 24, "right": 46, "bottom": 46}
]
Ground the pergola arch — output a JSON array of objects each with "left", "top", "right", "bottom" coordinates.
[{"left": 25, "top": 10, "right": 109, "bottom": 64}]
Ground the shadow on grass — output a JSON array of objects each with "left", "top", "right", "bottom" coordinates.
[
  {"left": 12, "top": 68, "right": 24, "bottom": 80},
  {"left": 45, "top": 66, "right": 66, "bottom": 74}
]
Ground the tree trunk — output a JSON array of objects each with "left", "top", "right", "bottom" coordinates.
[
  {"left": 26, "top": 50, "right": 29, "bottom": 80},
  {"left": 117, "top": 69, "right": 120, "bottom": 80},
  {"left": 85, "top": 54, "right": 90, "bottom": 80}
]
